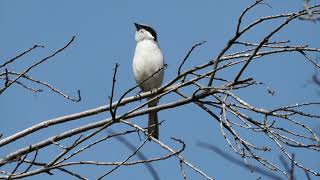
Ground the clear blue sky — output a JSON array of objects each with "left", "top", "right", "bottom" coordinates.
[{"left": 1, "top": 0, "right": 319, "bottom": 179}]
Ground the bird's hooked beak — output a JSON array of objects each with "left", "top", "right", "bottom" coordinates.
[{"left": 134, "top": 23, "right": 143, "bottom": 30}]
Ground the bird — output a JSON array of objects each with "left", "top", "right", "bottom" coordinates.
[{"left": 132, "top": 23, "right": 164, "bottom": 139}]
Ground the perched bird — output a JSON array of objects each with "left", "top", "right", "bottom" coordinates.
[{"left": 132, "top": 23, "right": 164, "bottom": 139}]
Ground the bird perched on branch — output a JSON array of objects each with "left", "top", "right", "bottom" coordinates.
[{"left": 132, "top": 23, "right": 164, "bottom": 139}]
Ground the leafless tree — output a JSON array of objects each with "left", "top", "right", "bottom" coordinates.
[{"left": 1, "top": 0, "right": 320, "bottom": 179}]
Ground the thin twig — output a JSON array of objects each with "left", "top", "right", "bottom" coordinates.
[
  {"left": 0, "top": 36, "right": 75, "bottom": 95},
  {"left": 108, "top": 63, "right": 120, "bottom": 121},
  {"left": 178, "top": 40, "right": 207, "bottom": 76},
  {"left": 0, "top": 45, "right": 44, "bottom": 69},
  {"left": 97, "top": 138, "right": 149, "bottom": 179}
]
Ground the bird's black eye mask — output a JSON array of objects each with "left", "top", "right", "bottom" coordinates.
[
  {"left": 142, "top": 25, "right": 157, "bottom": 41},
  {"left": 135, "top": 23, "right": 158, "bottom": 41}
]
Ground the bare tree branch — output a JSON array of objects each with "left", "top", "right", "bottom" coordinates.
[
  {"left": 0, "top": 36, "right": 75, "bottom": 95},
  {"left": 0, "top": 44, "right": 44, "bottom": 69},
  {"left": 1, "top": 1, "right": 320, "bottom": 179}
]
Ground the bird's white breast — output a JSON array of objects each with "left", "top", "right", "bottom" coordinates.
[{"left": 133, "top": 40, "right": 164, "bottom": 91}]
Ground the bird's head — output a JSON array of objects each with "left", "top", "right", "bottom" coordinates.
[{"left": 134, "top": 23, "right": 158, "bottom": 42}]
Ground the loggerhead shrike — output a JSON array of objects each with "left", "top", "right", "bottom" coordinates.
[{"left": 132, "top": 23, "right": 164, "bottom": 139}]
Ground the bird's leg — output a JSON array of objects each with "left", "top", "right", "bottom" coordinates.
[
  {"left": 134, "top": 90, "right": 143, "bottom": 102},
  {"left": 150, "top": 88, "right": 159, "bottom": 95}
]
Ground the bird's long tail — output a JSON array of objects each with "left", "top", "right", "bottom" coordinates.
[{"left": 148, "top": 98, "right": 159, "bottom": 140}]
